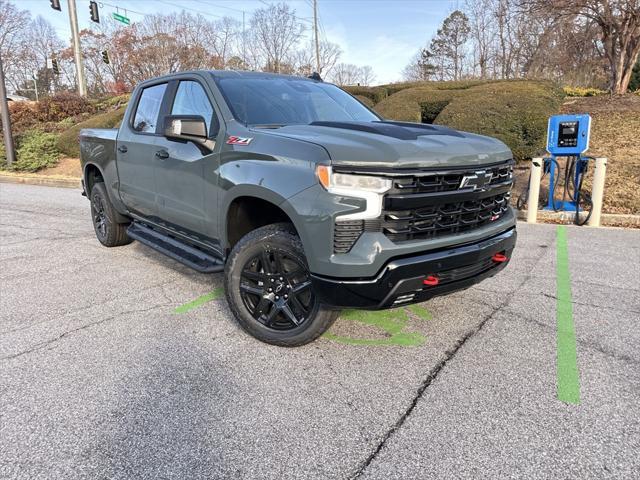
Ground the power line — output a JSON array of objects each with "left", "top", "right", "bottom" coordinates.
[
  {"left": 157, "top": 0, "right": 225, "bottom": 19},
  {"left": 257, "top": 0, "right": 314, "bottom": 23},
  {"left": 198, "top": 1, "right": 247, "bottom": 15},
  {"left": 99, "top": 1, "right": 151, "bottom": 18}
]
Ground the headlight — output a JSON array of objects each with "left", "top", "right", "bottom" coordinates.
[
  {"left": 316, "top": 165, "right": 391, "bottom": 193},
  {"left": 316, "top": 165, "right": 391, "bottom": 220}
]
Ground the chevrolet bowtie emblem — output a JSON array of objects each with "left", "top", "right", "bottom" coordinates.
[{"left": 460, "top": 170, "right": 493, "bottom": 191}]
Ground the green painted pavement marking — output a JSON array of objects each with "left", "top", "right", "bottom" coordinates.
[
  {"left": 556, "top": 226, "right": 581, "bottom": 404},
  {"left": 174, "top": 287, "right": 224, "bottom": 314},
  {"left": 323, "top": 304, "right": 432, "bottom": 347}
]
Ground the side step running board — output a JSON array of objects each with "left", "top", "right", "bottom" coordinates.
[{"left": 127, "top": 222, "right": 224, "bottom": 273}]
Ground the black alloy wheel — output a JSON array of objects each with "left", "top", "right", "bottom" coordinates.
[
  {"left": 91, "top": 192, "right": 108, "bottom": 241},
  {"left": 239, "top": 247, "right": 314, "bottom": 330}
]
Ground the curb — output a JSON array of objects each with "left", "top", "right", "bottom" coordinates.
[
  {"left": 516, "top": 209, "right": 640, "bottom": 227},
  {"left": 0, "top": 173, "right": 81, "bottom": 189}
]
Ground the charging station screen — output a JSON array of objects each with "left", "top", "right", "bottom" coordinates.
[{"left": 558, "top": 121, "right": 579, "bottom": 147}]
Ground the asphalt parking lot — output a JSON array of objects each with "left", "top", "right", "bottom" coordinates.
[{"left": 1, "top": 182, "right": 639, "bottom": 479}]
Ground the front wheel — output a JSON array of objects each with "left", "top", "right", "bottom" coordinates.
[{"left": 224, "top": 223, "right": 338, "bottom": 346}]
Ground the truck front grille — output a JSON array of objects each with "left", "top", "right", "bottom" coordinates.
[
  {"left": 332, "top": 160, "right": 514, "bottom": 251},
  {"left": 381, "top": 192, "right": 510, "bottom": 242},
  {"left": 391, "top": 162, "right": 512, "bottom": 195}
]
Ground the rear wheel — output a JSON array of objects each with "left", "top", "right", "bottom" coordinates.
[
  {"left": 224, "top": 223, "right": 338, "bottom": 346},
  {"left": 90, "top": 182, "right": 132, "bottom": 247}
]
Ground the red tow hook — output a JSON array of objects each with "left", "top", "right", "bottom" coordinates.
[
  {"left": 492, "top": 253, "right": 508, "bottom": 263},
  {"left": 423, "top": 275, "right": 440, "bottom": 286}
]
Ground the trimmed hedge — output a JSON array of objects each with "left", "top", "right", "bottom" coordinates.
[
  {"left": 371, "top": 80, "right": 564, "bottom": 161},
  {"left": 374, "top": 87, "right": 460, "bottom": 123},
  {"left": 57, "top": 106, "right": 127, "bottom": 158},
  {"left": 435, "top": 81, "right": 564, "bottom": 160},
  {"left": 342, "top": 85, "right": 388, "bottom": 105},
  {"left": 354, "top": 95, "right": 375, "bottom": 108}
]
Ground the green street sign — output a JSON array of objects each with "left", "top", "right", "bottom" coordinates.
[{"left": 112, "top": 12, "right": 130, "bottom": 25}]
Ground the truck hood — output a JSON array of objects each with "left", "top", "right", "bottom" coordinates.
[{"left": 256, "top": 121, "right": 512, "bottom": 169}]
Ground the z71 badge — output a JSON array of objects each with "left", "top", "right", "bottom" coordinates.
[{"left": 226, "top": 136, "right": 253, "bottom": 145}]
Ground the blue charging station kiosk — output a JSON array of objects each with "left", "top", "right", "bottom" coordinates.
[{"left": 544, "top": 114, "right": 592, "bottom": 212}]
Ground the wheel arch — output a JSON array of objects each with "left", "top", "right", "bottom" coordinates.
[{"left": 222, "top": 186, "right": 305, "bottom": 255}]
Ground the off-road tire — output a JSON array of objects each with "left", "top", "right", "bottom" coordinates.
[
  {"left": 224, "top": 223, "right": 339, "bottom": 346},
  {"left": 90, "top": 182, "right": 132, "bottom": 247}
]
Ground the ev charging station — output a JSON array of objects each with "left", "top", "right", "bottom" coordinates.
[{"left": 524, "top": 114, "right": 607, "bottom": 227}]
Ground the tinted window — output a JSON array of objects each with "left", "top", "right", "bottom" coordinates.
[
  {"left": 171, "top": 81, "right": 216, "bottom": 135},
  {"left": 215, "top": 77, "right": 379, "bottom": 126},
  {"left": 132, "top": 83, "right": 167, "bottom": 133}
]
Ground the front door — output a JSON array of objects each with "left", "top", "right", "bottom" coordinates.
[{"left": 154, "top": 79, "right": 223, "bottom": 243}]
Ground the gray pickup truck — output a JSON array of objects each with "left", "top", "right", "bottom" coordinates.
[{"left": 80, "top": 70, "right": 516, "bottom": 346}]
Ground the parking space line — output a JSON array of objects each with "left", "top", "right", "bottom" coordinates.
[
  {"left": 556, "top": 226, "right": 581, "bottom": 404},
  {"left": 323, "top": 305, "right": 431, "bottom": 347},
  {"left": 174, "top": 287, "right": 224, "bottom": 314}
]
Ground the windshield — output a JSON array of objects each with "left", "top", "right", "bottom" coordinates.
[{"left": 214, "top": 76, "right": 380, "bottom": 126}]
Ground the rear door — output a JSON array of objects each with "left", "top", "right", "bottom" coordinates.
[
  {"left": 116, "top": 81, "right": 169, "bottom": 218},
  {"left": 153, "top": 77, "right": 223, "bottom": 243}
]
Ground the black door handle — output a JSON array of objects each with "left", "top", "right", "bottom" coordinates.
[
  {"left": 155, "top": 150, "right": 169, "bottom": 159},
  {"left": 117, "top": 145, "right": 127, "bottom": 153}
]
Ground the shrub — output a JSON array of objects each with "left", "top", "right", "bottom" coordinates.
[
  {"left": 435, "top": 81, "right": 564, "bottom": 161},
  {"left": 36, "top": 93, "right": 95, "bottom": 122},
  {"left": 354, "top": 95, "right": 374, "bottom": 108},
  {"left": 91, "top": 93, "right": 131, "bottom": 112},
  {"left": 342, "top": 85, "right": 388, "bottom": 104},
  {"left": 563, "top": 86, "right": 607, "bottom": 97},
  {"left": 374, "top": 87, "right": 460, "bottom": 122},
  {"left": 0, "top": 130, "right": 60, "bottom": 172},
  {"left": 57, "top": 105, "right": 127, "bottom": 158},
  {"left": 8, "top": 102, "right": 38, "bottom": 134}
]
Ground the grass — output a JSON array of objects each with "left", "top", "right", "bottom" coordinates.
[
  {"left": 561, "top": 95, "right": 640, "bottom": 215},
  {"left": 56, "top": 106, "right": 127, "bottom": 158}
]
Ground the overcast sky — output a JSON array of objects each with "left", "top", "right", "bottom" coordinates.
[{"left": 20, "top": 0, "right": 457, "bottom": 84}]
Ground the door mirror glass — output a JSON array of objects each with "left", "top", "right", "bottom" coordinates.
[{"left": 163, "top": 115, "right": 208, "bottom": 145}]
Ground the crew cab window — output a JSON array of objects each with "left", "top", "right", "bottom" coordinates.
[
  {"left": 171, "top": 80, "right": 216, "bottom": 135},
  {"left": 132, "top": 83, "right": 167, "bottom": 133}
]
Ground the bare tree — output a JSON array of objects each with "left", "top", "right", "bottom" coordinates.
[
  {"left": 330, "top": 63, "right": 362, "bottom": 85},
  {"left": 359, "top": 66, "right": 376, "bottom": 86},
  {"left": 250, "top": 2, "right": 305, "bottom": 73},
  {"left": 0, "top": 0, "right": 30, "bottom": 92},
  {"left": 466, "top": 0, "right": 495, "bottom": 77},
  {"left": 523, "top": 0, "right": 640, "bottom": 93},
  {"left": 402, "top": 49, "right": 437, "bottom": 81},
  {"left": 291, "top": 39, "right": 341, "bottom": 77}
]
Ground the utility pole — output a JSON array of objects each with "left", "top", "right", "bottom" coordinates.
[
  {"left": 313, "top": 0, "right": 320, "bottom": 74},
  {"left": 0, "top": 56, "right": 16, "bottom": 166},
  {"left": 242, "top": 11, "right": 246, "bottom": 69},
  {"left": 67, "top": 0, "right": 87, "bottom": 96},
  {"left": 32, "top": 73, "right": 39, "bottom": 102}
]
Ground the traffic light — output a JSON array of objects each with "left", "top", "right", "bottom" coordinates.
[
  {"left": 50, "top": 0, "right": 61, "bottom": 11},
  {"left": 51, "top": 59, "right": 60, "bottom": 75},
  {"left": 89, "top": 1, "right": 100, "bottom": 23},
  {"left": 101, "top": 51, "right": 110, "bottom": 64}
]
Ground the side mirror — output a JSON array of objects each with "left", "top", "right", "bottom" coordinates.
[{"left": 163, "top": 115, "right": 208, "bottom": 145}]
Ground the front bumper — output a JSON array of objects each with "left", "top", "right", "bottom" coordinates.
[{"left": 311, "top": 227, "right": 516, "bottom": 309}]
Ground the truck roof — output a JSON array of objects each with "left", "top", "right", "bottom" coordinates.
[
  {"left": 209, "top": 70, "right": 318, "bottom": 82},
  {"left": 138, "top": 70, "right": 319, "bottom": 84}
]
